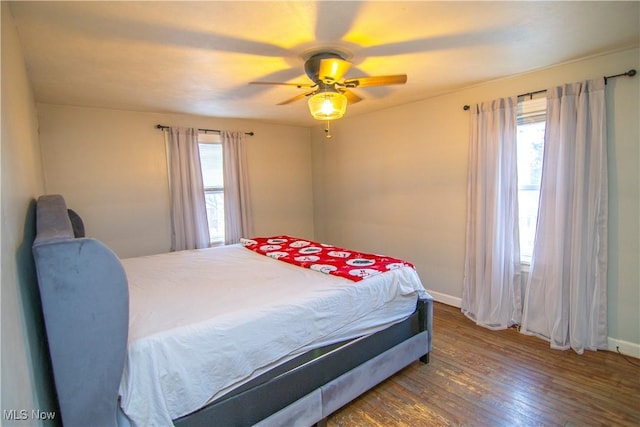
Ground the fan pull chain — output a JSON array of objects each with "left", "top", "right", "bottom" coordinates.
[{"left": 324, "top": 121, "right": 333, "bottom": 139}]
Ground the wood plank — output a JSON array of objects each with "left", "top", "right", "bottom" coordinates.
[{"left": 328, "top": 302, "right": 640, "bottom": 426}]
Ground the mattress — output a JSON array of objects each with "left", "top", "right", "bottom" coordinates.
[{"left": 118, "top": 244, "right": 425, "bottom": 426}]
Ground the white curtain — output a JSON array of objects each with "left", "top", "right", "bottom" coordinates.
[
  {"left": 462, "top": 97, "right": 522, "bottom": 329},
  {"left": 521, "top": 79, "right": 608, "bottom": 354},
  {"left": 221, "top": 131, "right": 253, "bottom": 244},
  {"left": 167, "top": 127, "right": 210, "bottom": 251}
]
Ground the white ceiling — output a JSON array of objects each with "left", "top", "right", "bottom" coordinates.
[{"left": 9, "top": 1, "right": 640, "bottom": 127}]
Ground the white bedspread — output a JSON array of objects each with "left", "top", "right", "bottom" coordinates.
[{"left": 118, "top": 244, "right": 425, "bottom": 426}]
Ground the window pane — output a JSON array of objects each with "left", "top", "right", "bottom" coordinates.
[
  {"left": 199, "top": 143, "right": 223, "bottom": 188},
  {"left": 204, "top": 190, "right": 225, "bottom": 244},
  {"left": 517, "top": 119, "right": 545, "bottom": 263}
]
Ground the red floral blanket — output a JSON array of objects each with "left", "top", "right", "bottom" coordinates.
[{"left": 240, "top": 235, "right": 414, "bottom": 282}]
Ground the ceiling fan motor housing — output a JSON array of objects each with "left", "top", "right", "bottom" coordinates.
[{"left": 304, "top": 52, "right": 345, "bottom": 83}]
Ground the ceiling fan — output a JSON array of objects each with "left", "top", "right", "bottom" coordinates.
[{"left": 250, "top": 51, "right": 407, "bottom": 122}]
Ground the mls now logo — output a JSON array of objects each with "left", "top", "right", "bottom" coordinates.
[{"left": 3, "top": 409, "right": 56, "bottom": 421}]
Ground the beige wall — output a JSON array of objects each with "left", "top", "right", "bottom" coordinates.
[
  {"left": 1, "top": 3, "right": 55, "bottom": 423},
  {"left": 311, "top": 48, "right": 640, "bottom": 353},
  {"left": 37, "top": 106, "right": 314, "bottom": 258}
]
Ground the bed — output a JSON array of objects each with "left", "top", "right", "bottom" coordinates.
[{"left": 32, "top": 194, "right": 433, "bottom": 427}]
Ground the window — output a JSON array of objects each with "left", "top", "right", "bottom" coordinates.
[
  {"left": 198, "top": 133, "right": 224, "bottom": 245},
  {"left": 516, "top": 97, "right": 546, "bottom": 264}
]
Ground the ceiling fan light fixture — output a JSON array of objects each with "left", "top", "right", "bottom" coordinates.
[
  {"left": 252, "top": 50, "right": 407, "bottom": 120},
  {"left": 308, "top": 90, "right": 347, "bottom": 121}
]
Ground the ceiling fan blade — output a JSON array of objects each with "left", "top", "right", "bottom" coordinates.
[
  {"left": 249, "top": 81, "right": 315, "bottom": 88},
  {"left": 277, "top": 91, "right": 315, "bottom": 105},
  {"left": 343, "top": 74, "right": 407, "bottom": 88},
  {"left": 318, "top": 58, "right": 352, "bottom": 83},
  {"left": 341, "top": 89, "right": 363, "bottom": 105}
]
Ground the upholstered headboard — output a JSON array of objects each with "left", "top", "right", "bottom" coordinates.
[{"left": 32, "top": 195, "right": 129, "bottom": 427}]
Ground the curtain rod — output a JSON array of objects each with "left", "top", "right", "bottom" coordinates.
[
  {"left": 462, "top": 68, "right": 637, "bottom": 111},
  {"left": 156, "top": 124, "right": 254, "bottom": 136}
]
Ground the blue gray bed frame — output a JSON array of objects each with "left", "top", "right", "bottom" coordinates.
[{"left": 32, "top": 194, "right": 432, "bottom": 427}]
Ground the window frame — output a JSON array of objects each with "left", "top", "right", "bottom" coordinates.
[
  {"left": 198, "top": 133, "right": 225, "bottom": 246},
  {"left": 516, "top": 96, "right": 547, "bottom": 266}
]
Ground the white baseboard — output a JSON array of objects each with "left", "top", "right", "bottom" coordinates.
[
  {"left": 425, "top": 289, "right": 639, "bottom": 359},
  {"left": 608, "top": 337, "right": 640, "bottom": 359},
  {"left": 425, "top": 289, "right": 461, "bottom": 308}
]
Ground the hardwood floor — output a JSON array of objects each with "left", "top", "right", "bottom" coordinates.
[{"left": 327, "top": 302, "right": 640, "bottom": 426}]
